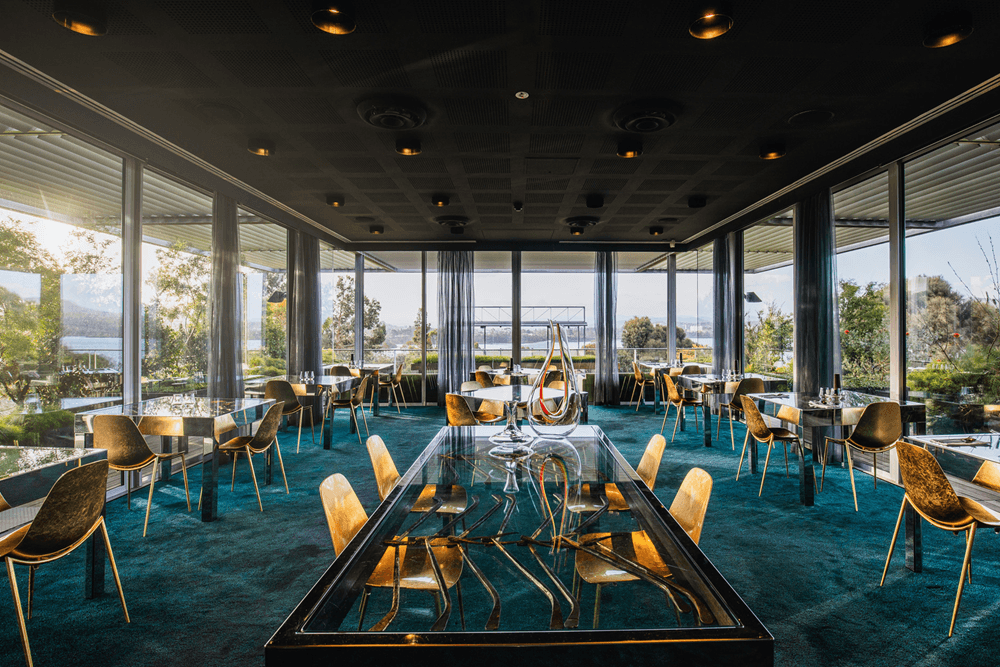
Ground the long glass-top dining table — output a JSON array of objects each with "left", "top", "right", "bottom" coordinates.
[{"left": 266, "top": 425, "right": 772, "bottom": 665}]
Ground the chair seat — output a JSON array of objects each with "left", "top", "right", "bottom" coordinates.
[
  {"left": 669, "top": 397, "right": 702, "bottom": 408},
  {"left": 412, "top": 484, "right": 468, "bottom": 514},
  {"left": 575, "top": 530, "right": 670, "bottom": 584},
  {"left": 367, "top": 537, "right": 463, "bottom": 590},
  {"left": 769, "top": 428, "right": 799, "bottom": 441},
  {"left": 473, "top": 411, "right": 504, "bottom": 423},
  {"left": 567, "top": 483, "right": 629, "bottom": 513},
  {"left": 218, "top": 435, "right": 255, "bottom": 452},
  {"left": 0, "top": 524, "right": 31, "bottom": 558}
]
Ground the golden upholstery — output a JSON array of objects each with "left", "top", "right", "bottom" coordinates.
[
  {"left": 460, "top": 381, "right": 482, "bottom": 392},
  {"left": 972, "top": 460, "right": 1000, "bottom": 493},
  {"left": 0, "top": 491, "right": 9, "bottom": 512},
  {"left": 737, "top": 395, "right": 801, "bottom": 497},
  {"left": 822, "top": 401, "right": 902, "bottom": 511},
  {"left": 680, "top": 364, "right": 702, "bottom": 375},
  {"left": 474, "top": 370, "right": 495, "bottom": 388},
  {"left": 881, "top": 441, "right": 1000, "bottom": 637},
  {"left": 493, "top": 374, "right": 511, "bottom": 386},
  {"left": 628, "top": 362, "right": 654, "bottom": 410},
  {"left": 373, "top": 365, "right": 406, "bottom": 413},
  {"left": 569, "top": 434, "right": 666, "bottom": 513},
  {"left": 716, "top": 377, "right": 766, "bottom": 450},
  {"left": 217, "top": 402, "right": 287, "bottom": 511},
  {"left": 319, "top": 473, "right": 464, "bottom": 630},
  {"left": 445, "top": 393, "right": 502, "bottom": 426},
  {"left": 474, "top": 399, "right": 505, "bottom": 424},
  {"left": 366, "top": 435, "right": 468, "bottom": 514},
  {"left": 265, "top": 379, "right": 315, "bottom": 453},
  {"left": 93, "top": 414, "right": 191, "bottom": 537},
  {"left": 660, "top": 374, "right": 704, "bottom": 442},
  {"left": 0, "top": 461, "right": 129, "bottom": 667},
  {"left": 326, "top": 375, "right": 371, "bottom": 446},
  {"left": 669, "top": 467, "right": 713, "bottom": 544}
]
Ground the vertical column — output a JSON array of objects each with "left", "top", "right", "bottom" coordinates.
[
  {"left": 731, "top": 231, "right": 745, "bottom": 372},
  {"left": 793, "top": 189, "right": 839, "bottom": 396},
  {"left": 888, "top": 161, "right": 907, "bottom": 402},
  {"left": 667, "top": 254, "right": 677, "bottom": 363},
  {"left": 593, "top": 251, "right": 618, "bottom": 405},
  {"left": 287, "top": 230, "right": 322, "bottom": 376},
  {"left": 354, "top": 253, "right": 364, "bottom": 364},
  {"left": 712, "top": 238, "right": 730, "bottom": 374},
  {"left": 511, "top": 251, "right": 521, "bottom": 366},
  {"left": 121, "top": 157, "right": 143, "bottom": 405},
  {"left": 208, "top": 193, "right": 243, "bottom": 399}
]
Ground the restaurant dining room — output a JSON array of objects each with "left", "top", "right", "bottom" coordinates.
[{"left": 2, "top": 1, "right": 1000, "bottom": 665}]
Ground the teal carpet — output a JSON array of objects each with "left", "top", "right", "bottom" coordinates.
[{"left": 1, "top": 405, "right": 998, "bottom": 666}]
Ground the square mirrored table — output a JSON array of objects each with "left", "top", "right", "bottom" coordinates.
[{"left": 266, "top": 425, "right": 772, "bottom": 666}]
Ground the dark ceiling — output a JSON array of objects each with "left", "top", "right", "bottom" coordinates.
[{"left": 4, "top": 0, "right": 1000, "bottom": 251}]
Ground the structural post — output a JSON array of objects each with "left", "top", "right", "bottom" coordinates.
[
  {"left": 287, "top": 229, "right": 322, "bottom": 376},
  {"left": 667, "top": 254, "right": 677, "bottom": 363},
  {"left": 354, "top": 253, "right": 364, "bottom": 364},
  {"left": 888, "top": 161, "right": 907, "bottom": 402},
  {"left": 731, "top": 231, "right": 745, "bottom": 372},
  {"left": 121, "top": 157, "right": 143, "bottom": 405},
  {"left": 208, "top": 193, "right": 243, "bottom": 399},
  {"left": 511, "top": 250, "right": 521, "bottom": 366}
]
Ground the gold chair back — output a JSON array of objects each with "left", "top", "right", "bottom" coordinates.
[
  {"left": 319, "top": 473, "right": 369, "bottom": 557},
  {"left": 475, "top": 370, "right": 495, "bottom": 388},
  {"left": 775, "top": 404, "right": 801, "bottom": 426},
  {"left": 330, "top": 365, "right": 351, "bottom": 376},
  {"left": 662, "top": 374, "right": 683, "bottom": 403},
  {"left": 461, "top": 381, "right": 483, "bottom": 392},
  {"left": 393, "top": 365, "right": 404, "bottom": 383},
  {"left": 635, "top": 434, "right": 667, "bottom": 490},
  {"left": 351, "top": 375, "right": 371, "bottom": 406},
  {"left": 972, "top": 460, "right": 1000, "bottom": 493},
  {"left": 740, "top": 395, "right": 773, "bottom": 442},
  {"left": 632, "top": 362, "right": 643, "bottom": 382},
  {"left": 895, "top": 441, "right": 969, "bottom": 528},
  {"left": 245, "top": 402, "right": 285, "bottom": 454},
  {"left": 681, "top": 364, "right": 702, "bottom": 375},
  {"left": 849, "top": 402, "right": 902, "bottom": 452},
  {"left": 13, "top": 460, "right": 110, "bottom": 559},
  {"left": 729, "top": 377, "right": 765, "bottom": 408},
  {"left": 480, "top": 399, "right": 505, "bottom": 416},
  {"left": 547, "top": 380, "right": 566, "bottom": 391},
  {"left": 669, "top": 467, "right": 713, "bottom": 545},
  {"left": 493, "top": 374, "right": 511, "bottom": 386},
  {"left": 446, "top": 394, "right": 479, "bottom": 426},
  {"left": 265, "top": 380, "right": 300, "bottom": 413},
  {"left": 366, "top": 435, "right": 401, "bottom": 501},
  {"left": 93, "top": 415, "right": 155, "bottom": 471}
]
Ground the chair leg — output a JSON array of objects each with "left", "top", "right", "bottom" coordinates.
[
  {"left": 245, "top": 446, "right": 263, "bottom": 511},
  {"left": 729, "top": 408, "right": 736, "bottom": 450},
  {"left": 357, "top": 586, "right": 371, "bottom": 631},
  {"left": 307, "top": 406, "right": 316, "bottom": 445},
  {"left": 759, "top": 439, "right": 774, "bottom": 497},
  {"left": 143, "top": 458, "right": 158, "bottom": 538},
  {"left": 296, "top": 409, "right": 304, "bottom": 454},
  {"left": 628, "top": 383, "right": 638, "bottom": 407},
  {"left": 660, "top": 402, "right": 671, "bottom": 434},
  {"left": 593, "top": 583, "right": 602, "bottom": 629},
  {"left": 231, "top": 451, "right": 240, "bottom": 490},
  {"left": 821, "top": 438, "right": 831, "bottom": 492},
  {"left": 100, "top": 519, "right": 130, "bottom": 623},
  {"left": 873, "top": 452, "right": 878, "bottom": 490},
  {"left": 880, "top": 497, "right": 908, "bottom": 586},
  {"left": 671, "top": 404, "right": 681, "bottom": 443},
  {"left": 26, "top": 565, "right": 35, "bottom": 620},
  {"left": 950, "top": 524, "right": 978, "bottom": 637},
  {"left": 737, "top": 431, "right": 750, "bottom": 480},
  {"left": 179, "top": 453, "right": 191, "bottom": 512},
  {"left": 6, "top": 559, "right": 32, "bottom": 667},
  {"left": 359, "top": 401, "right": 370, "bottom": 437},
  {"left": 782, "top": 441, "right": 790, "bottom": 477},
  {"left": 393, "top": 384, "right": 402, "bottom": 412},
  {"left": 846, "top": 444, "right": 859, "bottom": 512},
  {"left": 352, "top": 407, "right": 364, "bottom": 447},
  {"left": 274, "top": 438, "right": 289, "bottom": 494}
]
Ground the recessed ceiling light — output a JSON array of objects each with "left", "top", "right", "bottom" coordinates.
[
  {"left": 570, "top": 226, "right": 585, "bottom": 236},
  {"left": 689, "top": 3, "right": 733, "bottom": 39},
  {"left": 369, "top": 225, "right": 384, "bottom": 234},
  {"left": 515, "top": 91, "right": 529, "bottom": 99},
  {"left": 326, "top": 195, "right": 345, "bottom": 207},
  {"left": 649, "top": 226, "right": 664, "bottom": 236},
  {"left": 688, "top": 195, "right": 707, "bottom": 208},
  {"left": 586, "top": 194, "right": 605, "bottom": 208},
  {"left": 52, "top": 0, "right": 108, "bottom": 36},
  {"left": 617, "top": 138, "right": 643, "bottom": 158},
  {"left": 759, "top": 142, "right": 786, "bottom": 160},
  {"left": 431, "top": 194, "right": 450, "bottom": 207},
  {"left": 247, "top": 138, "right": 275, "bottom": 156},
  {"left": 396, "top": 138, "right": 421, "bottom": 156},
  {"left": 923, "top": 11, "right": 973, "bottom": 48},
  {"left": 311, "top": 0, "right": 356, "bottom": 35}
]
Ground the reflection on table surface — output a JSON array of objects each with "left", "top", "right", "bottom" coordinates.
[
  {"left": 301, "top": 425, "right": 736, "bottom": 635},
  {"left": 749, "top": 390, "right": 925, "bottom": 412},
  {"left": 0, "top": 446, "right": 98, "bottom": 480}
]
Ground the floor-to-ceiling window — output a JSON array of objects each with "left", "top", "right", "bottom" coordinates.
[
  {"left": 239, "top": 212, "right": 289, "bottom": 378},
  {"left": 673, "top": 247, "right": 714, "bottom": 366},
  {"left": 743, "top": 209, "right": 794, "bottom": 379},
  {"left": 0, "top": 104, "right": 123, "bottom": 446},
  {"left": 363, "top": 251, "right": 423, "bottom": 404},
  {"left": 473, "top": 251, "right": 512, "bottom": 365},
  {"left": 320, "top": 251, "right": 356, "bottom": 366},
  {"left": 904, "top": 121, "right": 1000, "bottom": 433}
]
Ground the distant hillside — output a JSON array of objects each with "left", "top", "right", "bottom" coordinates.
[{"left": 61, "top": 300, "right": 121, "bottom": 337}]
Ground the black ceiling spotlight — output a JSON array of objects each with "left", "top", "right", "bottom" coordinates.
[
  {"left": 586, "top": 194, "right": 605, "bottom": 209},
  {"left": 326, "top": 195, "right": 345, "bottom": 207},
  {"left": 744, "top": 292, "right": 762, "bottom": 303},
  {"left": 759, "top": 142, "right": 786, "bottom": 160},
  {"left": 267, "top": 290, "right": 286, "bottom": 304},
  {"left": 247, "top": 138, "right": 275, "bottom": 156},
  {"left": 688, "top": 195, "right": 707, "bottom": 208},
  {"left": 431, "top": 194, "right": 450, "bottom": 207},
  {"left": 52, "top": 0, "right": 108, "bottom": 36},
  {"left": 617, "top": 138, "right": 643, "bottom": 158},
  {"left": 923, "top": 11, "right": 974, "bottom": 48},
  {"left": 396, "top": 137, "right": 421, "bottom": 156},
  {"left": 311, "top": 0, "right": 356, "bottom": 35},
  {"left": 613, "top": 100, "right": 678, "bottom": 133},
  {"left": 570, "top": 227, "right": 585, "bottom": 236},
  {"left": 369, "top": 225, "right": 384, "bottom": 235},
  {"left": 689, "top": 3, "right": 733, "bottom": 39},
  {"left": 357, "top": 98, "right": 427, "bottom": 130},
  {"left": 436, "top": 215, "right": 472, "bottom": 235},
  {"left": 649, "top": 226, "right": 664, "bottom": 236}
]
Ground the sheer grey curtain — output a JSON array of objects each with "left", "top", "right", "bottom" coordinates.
[
  {"left": 287, "top": 229, "right": 322, "bottom": 377},
  {"left": 208, "top": 194, "right": 243, "bottom": 399},
  {"left": 437, "top": 251, "right": 474, "bottom": 405},
  {"left": 593, "top": 251, "right": 618, "bottom": 405},
  {"left": 712, "top": 234, "right": 744, "bottom": 375}
]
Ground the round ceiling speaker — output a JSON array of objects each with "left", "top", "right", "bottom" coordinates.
[
  {"left": 435, "top": 215, "right": 472, "bottom": 230},
  {"left": 613, "top": 100, "right": 678, "bottom": 133},
  {"left": 357, "top": 99, "right": 427, "bottom": 130},
  {"left": 561, "top": 215, "right": 600, "bottom": 228}
]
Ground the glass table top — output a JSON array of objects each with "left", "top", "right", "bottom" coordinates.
[
  {"left": 0, "top": 446, "right": 97, "bottom": 481},
  {"left": 75, "top": 397, "right": 271, "bottom": 420}
]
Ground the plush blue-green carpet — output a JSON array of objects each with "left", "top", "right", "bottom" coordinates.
[{"left": 1, "top": 405, "right": 998, "bottom": 666}]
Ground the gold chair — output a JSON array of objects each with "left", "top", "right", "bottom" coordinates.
[
  {"left": 821, "top": 401, "right": 902, "bottom": 511},
  {"left": 372, "top": 365, "right": 406, "bottom": 413},
  {"left": 445, "top": 393, "right": 503, "bottom": 425},
  {"left": 716, "top": 377, "right": 765, "bottom": 450},
  {"left": 1, "top": 460, "right": 129, "bottom": 667},
  {"left": 972, "top": 459, "right": 1000, "bottom": 492},
  {"left": 568, "top": 434, "right": 666, "bottom": 513},
  {"left": 660, "top": 374, "right": 704, "bottom": 442},
  {"left": 737, "top": 395, "right": 801, "bottom": 497},
  {"left": 265, "top": 379, "right": 315, "bottom": 453},
  {"left": 574, "top": 467, "right": 713, "bottom": 628},
  {"left": 319, "top": 473, "right": 464, "bottom": 631},
  {"left": 93, "top": 414, "right": 191, "bottom": 537},
  {"left": 628, "top": 362, "right": 654, "bottom": 410},
  {"left": 0, "top": 490, "right": 9, "bottom": 512},
  {"left": 881, "top": 441, "right": 1000, "bottom": 637},
  {"left": 680, "top": 364, "right": 702, "bottom": 375},
  {"left": 460, "top": 380, "right": 482, "bottom": 392},
  {"left": 326, "top": 375, "right": 371, "bottom": 446},
  {"left": 474, "top": 370, "right": 495, "bottom": 388},
  {"left": 329, "top": 365, "right": 352, "bottom": 376},
  {"left": 217, "top": 402, "right": 287, "bottom": 512},
  {"left": 366, "top": 435, "right": 468, "bottom": 513},
  {"left": 493, "top": 373, "right": 511, "bottom": 386}
]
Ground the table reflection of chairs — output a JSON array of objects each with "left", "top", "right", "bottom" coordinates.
[
  {"left": 474, "top": 370, "right": 495, "bottom": 388},
  {"left": 568, "top": 434, "right": 666, "bottom": 513},
  {"left": 716, "top": 377, "right": 765, "bottom": 450},
  {"left": 319, "top": 473, "right": 464, "bottom": 631},
  {"left": 821, "top": 401, "right": 902, "bottom": 511},
  {"left": 660, "top": 375, "right": 704, "bottom": 442},
  {"left": 0, "top": 460, "right": 129, "bottom": 667},
  {"left": 573, "top": 467, "right": 713, "bottom": 628},
  {"left": 265, "top": 380, "right": 315, "bottom": 453},
  {"left": 445, "top": 393, "right": 504, "bottom": 426},
  {"left": 737, "top": 396, "right": 802, "bottom": 497},
  {"left": 217, "top": 402, "right": 287, "bottom": 512},
  {"left": 326, "top": 376, "right": 371, "bottom": 446},
  {"left": 366, "top": 435, "right": 468, "bottom": 514},
  {"left": 881, "top": 441, "right": 1000, "bottom": 637},
  {"left": 93, "top": 414, "right": 191, "bottom": 538},
  {"left": 372, "top": 365, "right": 406, "bottom": 413}
]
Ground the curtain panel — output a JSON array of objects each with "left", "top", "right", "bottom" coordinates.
[
  {"left": 287, "top": 229, "right": 322, "bottom": 378},
  {"left": 437, "top": 251, "right": 475, "bottom": 405},
  {"left": 208, "top": 194, "right": 243, "bottom": 399},
  {"left": 593, "top": 251, "right": 618, "bottom": 405}
]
